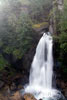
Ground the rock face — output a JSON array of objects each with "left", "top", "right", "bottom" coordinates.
[
  {"left": 0, "top": 91, "right": 22, "bottom": 100},
  {"left": 57, "top": 0, "right": 64, "bottom": 11},
  {"left": 49, "top": 0, "right": 64, "bottom": 35},
  {"left": 56, "top": 79, "right": 67, "bottom": 97},
  {"left": 0, "top": 94, "right": 9, "bottom": 100}
]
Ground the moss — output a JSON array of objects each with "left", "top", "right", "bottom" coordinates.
[{"left": 32, "top": 22, "right": 48, "bottom": 29}]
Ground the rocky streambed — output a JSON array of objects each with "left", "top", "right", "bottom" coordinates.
[
  {"left": 0, "top": 65, "right": 67, "bottom": 100},
  {"left": 0, "top": 76, "right": 67, "bottom": 100},
  {"left": 0, "top": 83, "right": 37, "bottom": 100}
]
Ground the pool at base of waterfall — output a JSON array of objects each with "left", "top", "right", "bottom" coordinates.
[{"left": 24, "top": 85, "right": 66, "bottom": 100}]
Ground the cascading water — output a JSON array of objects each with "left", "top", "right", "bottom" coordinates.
[
  {"left": 24, "top": 33, "right": 65, "bottom": 100},
  {"left": 29, "top": 33, "right": 53, "bottom": 89}
]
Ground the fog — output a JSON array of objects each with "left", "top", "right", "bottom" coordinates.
[{"left": 0, "top": 0, "right": 52, "bottom": 38}]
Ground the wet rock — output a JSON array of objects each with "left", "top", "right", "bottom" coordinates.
[
  {"left": 18, "top": 85, "right": 24, "bottom": 90},
  {"left": 39, "top": 99, "right": 42, "bottom": 100},
  {"left": 0, "top": 80, "right": 4, "bottom": 89},
  {"left": 23, "top": 93, "right": 37, "bottom": 100},
  {"left": 63, "top": 87, "right": 67, "bottom": 97},
  {"left": 10, "top": 82, "right": 17, "bottom": 91},
  {"left": 3, "top": 85, "right": 11, "bottom": 95},
  {"left": 13, "top": 75, "right": 28, "bottom": 87},
  {"left": 56, "top": 79, "right": 67, "bottom": 97},
  {"left": 64, "top": 88, "right": 67, "bottom": 97},
  {"left": 10, "top": 91, "right": 22, "bottom": 100},
  {"left": 61, "top": 81, "right": 66, "bottom": 89},
  {"left": 0, "top": 94, "right": 9, "bottom": 100}
]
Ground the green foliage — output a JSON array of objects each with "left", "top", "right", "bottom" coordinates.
[
  {"left": 59, "top": 33, "right": 67, "bottom": 53},
  {"left": 0, "top": 0, "right": 53, "bottom": 73},
  {"left": 53, "top": 33, "right": 67, "bottom": 78},
  {"left": 58, "top": 0, "right": 67, "bottom": 32},
  {"left": 53, "top": 0, "right": 67, "bottom": 75},
  {"left": 0, "top": 54, "right": 9, "bottom": 71},
  {"left": 0, "top": 9, "right": 34, "bottom": 59},
  {"left": 0, "top": 0, "right": 37, "bottom": 73},
  {"left": 53, "top": 0, "right": 67, "bottom": 77},
  {"left": 60, "top": 43, "right": 67, "bottom": 53},
  {"left": 29, "top": 0, "right": 53, "bottom": 23}
]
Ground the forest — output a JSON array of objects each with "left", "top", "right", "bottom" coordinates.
[{"left": 0, "top": 0, "right": 67, "bottom": 100}]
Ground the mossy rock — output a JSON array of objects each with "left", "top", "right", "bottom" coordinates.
[{"left": 32, "top": 22, "right": 48, "bottom": 31}]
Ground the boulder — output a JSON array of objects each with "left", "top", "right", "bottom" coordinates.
[
  {"left": 0, "top": 94, "right": 9, "bottom": 100},
  {"left": 23, "top": 93, "right": 37, "bottom": 100},
  {"left": 10, "top": 91, "right": 22, "bottom": 100},
  {"left": 18, "top": 85, "right": 24, "bottom": 90},
  {"left": 10, "top": 82, "right": 17, "bottom": 91}
]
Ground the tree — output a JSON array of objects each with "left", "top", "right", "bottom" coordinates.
[{"left": 0, "top": 0, "right": 37, "bottom": 71}]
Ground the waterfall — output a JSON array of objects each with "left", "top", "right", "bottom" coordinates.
[
  {"left": 24, "top": 33, "right": 65, "bottom": 100},
  {"left": 29, "top": 33, "right": 53, "bottom": 89}
]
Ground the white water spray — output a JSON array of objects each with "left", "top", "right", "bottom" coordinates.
[{"left": 24, "top": 33, "right": 65, "bottom": 100}]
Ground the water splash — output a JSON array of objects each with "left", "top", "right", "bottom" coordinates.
[{"left": 24, "top": 33, "right": 65, "bottom": 100}]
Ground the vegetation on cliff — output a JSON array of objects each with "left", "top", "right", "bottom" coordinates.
[
  {"left": 53, "top": 0, "right": 67, "bottom": 81},
  {"left": 0, "top": 0, "right": 52, "bottom": 80}
]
